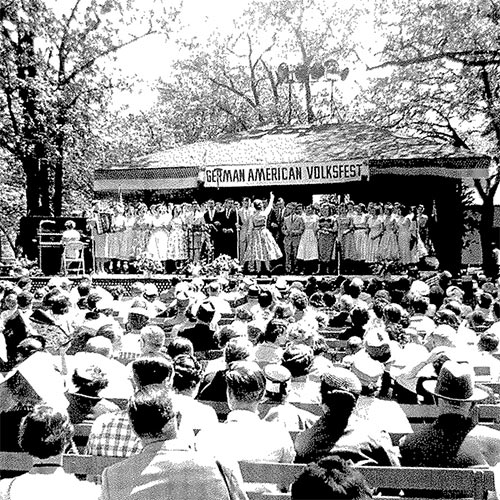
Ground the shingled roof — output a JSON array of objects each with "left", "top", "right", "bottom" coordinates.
[{"left": 94, "top": 123, "right": 490, "bottom": 192}]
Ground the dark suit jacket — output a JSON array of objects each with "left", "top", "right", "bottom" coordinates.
[
  {"left": 216, "top": 209, "right": 238, "bottom": 257},
  {"left": 179, "top": 323, "right": 218, "bottom": 352},
  {"left": 4, "top": 311, "right": 29, "bottom": 361},
  {"left": 268, "top": 208, "right": 285, "bottom": 243},
  {"left": 400, "top": 413, "right": 486, "bottom": 467}
]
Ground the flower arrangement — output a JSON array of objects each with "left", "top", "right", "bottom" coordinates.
[
  {"left": 9, "top": 257, "right": 43, "bottom": 277},
  {"left": 181, "top": 254, "right": 242, "bottom": 277},
  {"left": 135, "top": 252, "right": 164, "bottom": 275}
]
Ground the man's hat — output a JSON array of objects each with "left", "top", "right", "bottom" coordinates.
[
  {"left": 264, "top": 364, "right": 291, "bottom": 398},
  {"left": 422, "top": 360, "right": 488, "bottom": 402},
  {"left": 144, "top": 283, "right": 159, "bottom": 297},
  {"left": 247, "top": 285, "right": 260, "bottom": 298},
  {"left": 128, "top": 306, "right": 151, "bottom": 318},
  {"left": 196, "top": 301, "right": 216, "bottom": 323},
  {"left": 350, "top": 351, "right": 384, "bottom": 388},
  {"left": 175, "top": 291, "right": 190, "bottom": 308},
  {"left": 321, "top": 367, "right": 362, "bottom": 396},
  {"left": 275, "top": 278, "right": 289, "bottom": 292},
  {"left": 410, "top": 280, "right": 430, "bottom": 297}
]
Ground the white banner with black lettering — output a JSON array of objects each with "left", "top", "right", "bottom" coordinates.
[{"left": 203, "top": 160, "right": 369, "bottom": 187}]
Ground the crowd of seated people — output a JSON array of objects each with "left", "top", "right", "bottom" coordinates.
[{"left": 0, "top": 270, "right": 498, "bottom": 498}]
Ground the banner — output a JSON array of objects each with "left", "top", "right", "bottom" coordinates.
[{"left": 203, "top": 160, "right": 369, "bottom": 188}]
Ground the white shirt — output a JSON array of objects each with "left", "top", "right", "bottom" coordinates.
[{"left": 195, "top": 409, "right": 295, "bottom": 463}]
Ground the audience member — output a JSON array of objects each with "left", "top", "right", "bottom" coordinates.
[
  {"left": 196, "top": 361, "right": 295, "bottom": 462},
  {"left": 100, "top": 385, "right": 248, "bottom": 500},
  {"left": 294, "top": 367, "right": 399, "bottom": 466},
  {"left": 0, "top": 405, "right": 99, "bottom": 499}
]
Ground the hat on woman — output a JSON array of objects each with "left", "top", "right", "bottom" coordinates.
[{"left": 422, "top": 360, "right": 488, "bottom": 402}]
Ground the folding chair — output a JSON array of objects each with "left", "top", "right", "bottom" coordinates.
[{"left": 62, "top": 241, "right": 85, "bottom": 275}]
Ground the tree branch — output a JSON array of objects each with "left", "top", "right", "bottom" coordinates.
[
  {"left": 369, "top": 49, "right": 500, "bottom": 70},
  {"left": 59, "top": 24, "right": 155, "bottom": 86}
]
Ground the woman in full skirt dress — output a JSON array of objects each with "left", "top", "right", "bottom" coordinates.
[
  {"left": 317, "top": 204, "right": 336, "bottom": 274},
  {"left": 378, "top": 203, "right": 399, "bottom": 262},
  {"left": 297, "top": 205, "right": 319, "bottom": 274},
  {"left": 244, "top": 192, "right": 282, "bottom": 276},
  {"left": 396, "top": 205, "right": 413, "bottom": 266},
  {"left": 147, "top": 204, "right": 171, "bottom": 271},
  {"left": 133, "top": 203, "right": 153, "bottom": 259},
  {"left": 118, "top": 204, "right": 136, "bottom": 271},
  {"left": 351, "top": 203, "right": 368, "bottom": 263},
  {"left": 108, "top": 202, "right": 126, "bottom": 273},
  {"left": 336, "top": 203, "right": 354, "bottom": 266},
  {"left": 366, "top": 203, "right": 384, "bottom": 264},
  {"left": 164, "top": 205, "right": 188, "bottom": 269}
]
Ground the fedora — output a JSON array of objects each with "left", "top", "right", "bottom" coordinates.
[{"left": 422, "top": 360, "right": 488, "bottom": 402}]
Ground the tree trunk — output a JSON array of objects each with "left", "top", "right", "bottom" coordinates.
[
  {"left": 479, "top": 195, "right": 496, "bottom": 276},
  {"left": 304, "top": 77, "right": 314, "bottom": 123},
  {"left": 24, "top": 159, "right": 41, "bottom": 216},
  {"left": 53, "top": 154, "right": 63, "bottom": 216}
]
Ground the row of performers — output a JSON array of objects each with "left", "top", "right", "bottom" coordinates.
[{"left": 89, "top": 196, "right": 431, "bottom": 274}]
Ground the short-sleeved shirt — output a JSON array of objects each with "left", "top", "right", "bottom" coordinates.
[{"left": 196, "top": 409, "right": 295, "bottom": 463}]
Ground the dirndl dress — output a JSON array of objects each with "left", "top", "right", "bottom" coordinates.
[
  {"left": 379, "top": 215, "right": 399, "bottom": 261},
  {"left": 317, "top": 217, "right": 335, "bottom": 263}
]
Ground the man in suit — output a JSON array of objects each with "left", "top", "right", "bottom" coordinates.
[
  {"left": 268, "top": 197, "right": 286, "bottom": 271},
  {"left": 100, "top": 384, "right": 248, "bottom": 500},
  {"left": 3, "top": 291, "right": 36, "bottom": 363},
  {"left": 203, "top": 199, "right": 219, "bottom": 258},
  {"left": 215, "top": 198, "right": 238, "bottom": 258},
  {"left": 237, "top": 197, "right": 253, "bottom": 266},
  {"left": 179, "top": 302, "right": 218, "bottom": 352},
  {"left": 282, "top": 203, "right": 305, "bottom": 274}
]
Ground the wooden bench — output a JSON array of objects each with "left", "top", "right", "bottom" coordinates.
[
  {"left": 0, "top": 453, "right": 494, "bottom": 500},
  {"left": 401, "top": 404, "right": 500, "bottom": 429},
  {"left": 239, "top": 461, "right": 494, "bottom": 500}
]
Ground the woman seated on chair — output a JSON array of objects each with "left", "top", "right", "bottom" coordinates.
[
  {"left": 61, "top": 220, "right": 81, "bottom": 249},
  {"left": 61, "top": 220, "right": 82, "bottom": 273}
]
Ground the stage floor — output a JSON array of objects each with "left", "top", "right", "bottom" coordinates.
[{"left": 0, "top": 271, "right": 439, "bottom": 294}]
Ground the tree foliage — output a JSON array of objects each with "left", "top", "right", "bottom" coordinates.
[
  {"left": 0, "top": 0, "right": 180, "bottom": 216},
  {"left": 158, "top": 0, "right": 363, "bottom": 142},
  {"left": 360, "top": 0, "right": 500, "bottom": 274}
]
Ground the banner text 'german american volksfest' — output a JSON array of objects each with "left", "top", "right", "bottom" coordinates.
[{"left": 203, "top": 160, "right": 369, "bottom": 188}]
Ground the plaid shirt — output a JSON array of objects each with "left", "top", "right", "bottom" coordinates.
[{"left": 85, "top": 410, "right": 142, "bottom": 457}]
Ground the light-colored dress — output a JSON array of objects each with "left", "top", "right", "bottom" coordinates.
[
  {"left": 366, "top": 215, "right": 383, "bottom": 263},
  {"left": 133, "top": 214, "right": 152, "bottom": 257},
  {"left": 148, "top": 213, "right": 171, "bottom": 261},
  {"left": 397, "top": 214, "right": 412, "bottom": 265},
  {"left": 244, "top": 205, "right": 283, "bottom": 263},
  {"left": 379, "top": 214, "right": 399, "bottom": 261},
  {"left": 297, "top": 214, "right": 319, "bottom": 261},
  {"left": 119, "top": 215, "right": 136, "bottom": 261},
  {"left": 108, "top": 214, "right": 126, "bottom": 260},
  {"left": 351, "top": 213, "right": 368, "bottom": 261},
  {"left": 165, "top": 216, "right": 187, "bottom": 260},
  {"left": 317, "top": 216, "right": 336, "bottom": 263}
]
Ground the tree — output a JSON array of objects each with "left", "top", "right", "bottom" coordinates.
[
  {"left": 0, "top": 0, "right": 180, "bottom": 217},
  {"left": 163, "top": 0, "right": 362, "bottom": 138},
  {"left": 361, "top": 0, "right": 500, "bottom": 275}
]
